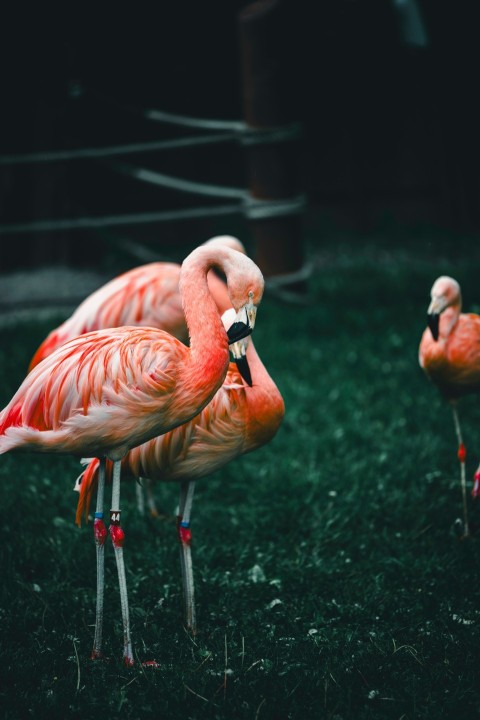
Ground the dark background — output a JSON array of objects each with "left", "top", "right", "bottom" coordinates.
[{"left": 0, "top": 0, "right": 479, "bottom": 269}]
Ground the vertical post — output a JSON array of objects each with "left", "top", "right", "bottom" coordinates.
[{"left": 238, "top": 0, "right": 306, "bottom": 297}]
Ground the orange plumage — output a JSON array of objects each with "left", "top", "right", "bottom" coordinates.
[
  {"left": 75, "top": 339, "right": 285, "bottom": 526},
  {"left": 419, "top": 275, "right": 480, "bottom": 535},
  {"left": 0, "top": 243, "right": 263, "bottom": 462},
  {"left": 419, "top": 304, "right": 480, "bottom": 401}
]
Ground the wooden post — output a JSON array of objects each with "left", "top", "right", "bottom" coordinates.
[{"left": 238, "top": 0, "right": 306, "bottom": 297}]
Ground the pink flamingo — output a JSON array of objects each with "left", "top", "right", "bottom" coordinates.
[
  {"left": 28, "top": 234, "right": 246, "bottom": 517},
  {"left": 29, "top": 235, "right": 246, "bottom": 370},
  {"left": 75, "top": 312, "right": 284, "bottom": 653},
  {"left": 0, "top": 243, "right": 264, "bottom": 665},
  {"left": 419, "top": 275, "right": 480, "bottom": 537}
]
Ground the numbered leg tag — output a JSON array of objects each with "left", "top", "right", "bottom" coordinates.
[{"left": 110, "top": 510, "right": 121, "bottom": 526}]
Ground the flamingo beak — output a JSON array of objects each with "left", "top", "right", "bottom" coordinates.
[
  {"left": 427, "top": 312, "right": 439, "bottom": 341},
  {"left": 427, "top": 295, "right": 446, "bottom": 342},
  {"left": 229, "top": 338, "right": 252, "bottom": 386},
  {"left": 226, "top": 303, "right": 257, "bottom": 344}
]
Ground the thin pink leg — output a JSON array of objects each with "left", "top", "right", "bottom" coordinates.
[
  {"left": 109, "top": 460, "right": 134, "bottom": 666},
  {"left": 91, "top": 459, "right": 107, "bottom": 660},
  {"left": 451, "top": 403, "right": 470, "bottom": 537},
  {"left": 177, "top": 480, "right": 196, "bottom": 633}
]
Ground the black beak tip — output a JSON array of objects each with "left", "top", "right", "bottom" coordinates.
[
  {"left": 427, "top": 313, "right": 439, "bottom": 341},
  {"left": 235, "top": 355, "right": 252, "bottom": 386},
  {"left": 227, "top": 321, "right": 252, "bottom": 344}
]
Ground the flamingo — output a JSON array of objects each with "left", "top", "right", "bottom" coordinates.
[
  {"left": 75, "top": 311, "right": 284, "bottom": 655},
  {"left": 0, "top": 243, "right": 264, "bottom": 665},
  {"left": 28, "top": 234, "right": 246, "bottom": 517},
  {"left": 419, "top": 275, "right": 480, "bottom": 537},
  {"left": 28, "top": 235, "right": 246, "bottom": 370}
]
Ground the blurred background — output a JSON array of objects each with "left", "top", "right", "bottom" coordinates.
[{"left": 0, "top": 0, "right": 479, "bottom": 279}]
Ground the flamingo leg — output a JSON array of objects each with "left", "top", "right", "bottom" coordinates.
[
  {"left": 109, "top": 460, "right": 134, "bottom": 666},
  {"left": 451, "top": 403, "right": 470, "bottom": 537},
  {"left": 177, "top": 480, "right": 196, "bottom": 633},
  {"left": 91, "top": 458, "right": 107, "bottom": 660}
]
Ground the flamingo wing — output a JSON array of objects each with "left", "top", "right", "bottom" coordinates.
[{"left": 1, "top": 327, "right": 185, "bottom": 455}]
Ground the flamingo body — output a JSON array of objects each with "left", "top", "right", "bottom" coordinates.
[
  {"left": 76, "top": 340, "right": 285, "bottom": 523},
  {"left": 0, "top": 243, "right": 264, "bottom": 462},
  {"left": 1, "top": 326, "right": 220, "bottom": 459},
  {"left": 419, "top": 313, "right": 480, "bottom": 399}
]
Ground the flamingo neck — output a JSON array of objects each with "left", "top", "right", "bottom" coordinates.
[
  {"left": 440, "top": 304, "right": 460, "bottom": 339},
  {"left": 179, "top": 249, "right": 230, "bottom": 390},
  {"left": 243, "top": 343, "right": 285, "bottom": 451}
]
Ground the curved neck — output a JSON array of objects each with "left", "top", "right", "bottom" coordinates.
[
  {"left": 179, "top": 247, "right": 231, "bottom": 386},
  {"left": 207, "top": 270, "right": 231, "bottom": 315},
  {"left": 440, "top": 304, "right": 460, "bottom": 339}
]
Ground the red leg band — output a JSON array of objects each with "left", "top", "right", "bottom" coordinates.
[{"left": 93, "top": 518, "right": 107, "bottom": 546}]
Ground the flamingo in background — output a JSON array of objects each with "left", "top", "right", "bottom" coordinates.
[
  {"left": 75, "top": 312, "right": 284, "bottom": 652},
  {"left": 28, "top": 234, "right": 246, "bottom": 518},
  {"left": 29, "top": 235, "right": 246, "bottom": 370},
  {"left": 0, "top": 243, "right": 264, "bottom": 665},
  {"left": 419, "top": 275, "right": 480, "bottom": 537}
]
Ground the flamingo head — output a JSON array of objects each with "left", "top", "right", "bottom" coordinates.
[
  {"left": 222, "top": 308, "right": 252, "bottom": 386},
  {"left": 225, "top": 253, "right": 264, "bottom": 345},
  {"left": 226, "top": 290, "right": 258, "bottom": 345},
  {"left": 181, "top": 242, "right": 263, "bottom": 346},
  {"left": 427, "top": 276, "right": 461, "bottom": 341}
]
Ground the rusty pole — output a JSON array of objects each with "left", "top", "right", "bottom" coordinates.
[{"left": 238, "top": 0, "right": 306, "bottom": 296}]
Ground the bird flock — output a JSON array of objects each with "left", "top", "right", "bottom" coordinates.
[
  {"left": 0, "top": 239, "right": 478, "bottom": 667},
  {"left": 0, "top": 235, "right": 282, "bottom": 666}
]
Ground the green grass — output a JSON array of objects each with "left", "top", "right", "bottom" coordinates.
[{"left": 2, "top": 229, "right": 480, "bottom": 719}]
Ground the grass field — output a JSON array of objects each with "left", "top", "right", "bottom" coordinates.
[{"left": 1, "top": 227, "right": 480, "bottom": 719}]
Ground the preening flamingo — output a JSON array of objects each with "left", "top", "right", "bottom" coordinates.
[
  {"left": 75, "top": 311, "right": 284, "bottom": 654},
  {"left": 419, "top": 275, "right": 480, "bottom": 537},
  {"left": 0, "top": 243, "right": 264, "bottom": 665},
  {"left": 28, "top": 235, "right": 246, "bottom": 370}
]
